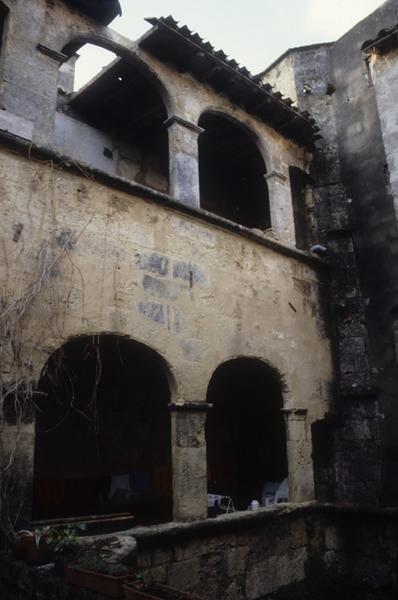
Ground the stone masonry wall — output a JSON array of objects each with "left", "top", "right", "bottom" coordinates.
[
  {"left": 0, "top": 505, "right": 396, "bottom": 600},
  {"left": 263, "top": 42, "right": 382, "bottom": 506}
]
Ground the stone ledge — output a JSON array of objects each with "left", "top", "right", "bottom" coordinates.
[
  {"left": 0, "top": 129, "right": 330, "bottom": 271},
  {"left": 121, "top": 502, "right": 398, "bottom": 548},
  {"left": 169, "top": 403, "right": 212, "bottom": 412}
]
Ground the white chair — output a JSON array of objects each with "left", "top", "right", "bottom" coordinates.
[
  {"left": 262, "top": 481, "right": 280, "bottom": 507},
  {"left": 275, "top": 478, "right": 289, "bottom": 504},
  {"left": 207, "top": 493, "right": 235, "bottom": 513}
]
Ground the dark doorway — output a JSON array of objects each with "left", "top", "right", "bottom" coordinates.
[
  {"left": 33, "top": 335, "right": 172, "bottom": 525},
  {"left": 199, "top": 112, "right": 270, "bottom": 229},
  {"left": 206, "top": 358, "right": 288, "bottom": 511}
]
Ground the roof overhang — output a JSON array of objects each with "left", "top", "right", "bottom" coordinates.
[
  {"left": 63, "top": 0, "right": 122, "bottom": 25},
  {"left": 139, "top": 16, "right": 320, "bottom": 148}
]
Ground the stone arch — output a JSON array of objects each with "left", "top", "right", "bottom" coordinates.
[
  {"left": 57, "top": 35, "right": 174, "bottom": 192},
  {"left": 61, "top": 33, "right": 172, "bottom": 114},
  {"left": 205, "top": 356, "right": 288, "bottom": 512},
  {"left": 33, "top": 333, "right": 175, "bottom": 525},
  {"left": 197, "top": 106, "right": 274, "bottom": 170},
  {"left": 198, "top": 109, "right": 271, "bottom": 229}
]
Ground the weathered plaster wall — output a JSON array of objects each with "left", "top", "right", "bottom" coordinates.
[
  {"left": 0, "top": 144, "right": 334, "bottom": 520},
  {"left": 371, "top": 47, "right": 398, "bottom": 221},
  {"left": 262, "top": 53, "right": 297, "bottom": 103},
  {"left": 0, "top": 147, "right": 333, "bottom": 408},
  {"left": 53, "top": 113, "right": 169, "bottom": 193}
]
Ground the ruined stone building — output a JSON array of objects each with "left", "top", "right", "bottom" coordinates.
[{"left": 0, "top": 0, "right": 397, "bottom": 598}]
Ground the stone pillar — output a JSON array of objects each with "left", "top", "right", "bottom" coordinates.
[
  {"left": 169, "top": 402, "right": 211, "bottom": 522},
  {"left": 265, "top": 170, "right": 296, "bottom": 246},
  {"left": 33, "top": 45, "right": 69, "bottom": 146},
  {"left": 282, "top": 408, "right": 315, "bottom": 502},
  {"left": 165, "top": 116, "right": 204, "bottom": 208},
  {"left": 335, "top": 393, "right": 382, "bottom": 506}
]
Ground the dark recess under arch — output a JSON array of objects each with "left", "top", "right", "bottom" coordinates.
[
  {"left": 33, "top": 334, "right": 172, "bottom": 525},
  {"left": 206, "top": 357, "right": 288, "bottom": 512},
  {"left": 199, "top": 112, "right": 270, "bottom": 229}
]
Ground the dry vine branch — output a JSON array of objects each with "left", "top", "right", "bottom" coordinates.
[{"left": 0, "top": 220, "right": 93, "bottom": 544}]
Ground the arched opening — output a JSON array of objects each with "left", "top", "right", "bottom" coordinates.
[
  {"left": 64, "top": 45, "right": 117, "bottom": 93},
  {"left": 56, "top": 41, "right": 169, "bottom": 193},
  {"left": 33, "top": 334, "right": 173, "bottom": 525},
  {"left": 206, "top": 358, "right": 288, "bottom": 513},
  {"left": 289, "top": 166, "right": 315, "bottom": 250},
  {"left": 198, "top": 112, "right": 270, "bottom": 229}
]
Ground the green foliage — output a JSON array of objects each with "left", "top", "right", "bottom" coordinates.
[
  {"left": 72, "top": 554, "right": 133, "bottom": 577},
  {"left": 35, "top": 523, "right": 86, "bottom": 554}
]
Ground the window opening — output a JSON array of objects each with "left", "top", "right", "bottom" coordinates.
[
  {"left": 206, "top": 358, "right": 288, "bottom": 515},
  {"left": 0, "top": 2, "right": 9, "bottom": 60},
  {"left": 57, "top": 44, "right": 169, "bottom": 193},
  {"left": 73, "top": 44, "right": 117, "bottom": 92},
  {"left": 289, "top": 166, "right": 314, "bottom": 250},
  {"left": 198, "top": 112, "right": 270, "bottom": 229},
  {"left": 33, "top": 335, "right": 172, "bottom": 526}
]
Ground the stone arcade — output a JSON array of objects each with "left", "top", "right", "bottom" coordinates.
[{"left": 0, "top": 0, "right": 397, "bottom": 598}]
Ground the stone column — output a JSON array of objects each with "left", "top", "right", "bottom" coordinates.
[
  {"left": 165, "top": 116, "right": 204, "bottom": 208},
  {"left": 169, "top": 402, "right": 211, "bottom": 522},
  {"left": 282, "top": 408, "right": 315, "bottom": 502},
  {"left": 265, "top": 170, "right": 296, "bottom": 246}
]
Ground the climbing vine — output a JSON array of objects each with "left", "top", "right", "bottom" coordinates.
[{"left": 0, "top": 158, "right": 93, "bottom": 545}]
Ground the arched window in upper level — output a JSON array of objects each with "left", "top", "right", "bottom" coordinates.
[
  {"left": 198, "top": 112, "right": 270, "bottom": 229},
  {"left": 56, "top": 42, "right": 169, "bottom": 193}
]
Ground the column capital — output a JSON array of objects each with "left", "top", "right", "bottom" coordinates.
[
  {"left": 264, "top": 170, "right": 288, "bottom": 183},
  {"left": 164, "top": 115, "right": 205, "bottom": 135},
  {"left": 281, "top": 408, "right": 308, "bottom": 418},
  {"left": 169, "top": 402, "right": 212, "bottom": 413}
]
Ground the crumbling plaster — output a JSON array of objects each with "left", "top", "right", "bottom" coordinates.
[
  {"left": 0, "top": 149, "right": 332, "bottom": 407},
  {"left": 0, "top": 143, "right": 334, "bottom": 518}
]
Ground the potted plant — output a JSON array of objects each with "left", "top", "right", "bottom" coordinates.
[
  {"left": 14, "top": 529, "right": 51, "bottom": 564},
  {"left": 65, "top": 555, "right": 136, "bottom": 598},
  {"left": 14, "top": 523, "right": 85, "bottom": 567},
  {"left": 46, "top": 523, "right": 86, "bottom": 575},
  {"left": 123, "top": 580, "right": 204, "bottom": 600}
]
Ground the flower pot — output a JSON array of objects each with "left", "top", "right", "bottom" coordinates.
[
  {"left": 123, "top": 581, "right": 204, "bottom": 600},
  {"left": 65, "top": 565, "right": 134, "bottom": 598},
  {"left": 13, "top": 534, "right": 50, "bottom": 565}
]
